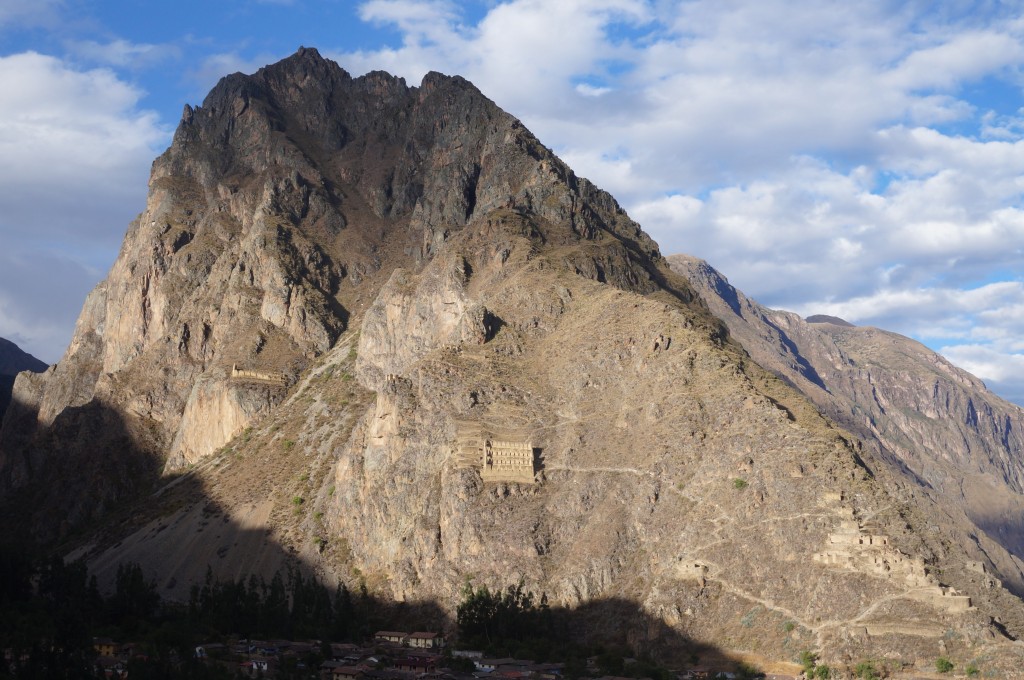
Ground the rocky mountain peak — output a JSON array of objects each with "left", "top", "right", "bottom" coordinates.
[
  {"left": 10, "top": 51, "right": 1024, "bottom": 673},
  {"left": 0, "top": 51, "right": 668, "bottom": 532}
]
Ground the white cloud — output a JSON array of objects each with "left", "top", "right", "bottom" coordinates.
[
  {"left": 575, "top": 83, "right": 612, "bottom": 97},
  {"left": 66, "top": 39, "right": 182, "bottom": 69},
  {"left": 359, "top": 0, "right": 461, "bottom": 37},
  {"left": 884, "top": 31, "right": 1024, "bottom": 91},
  {"left": 941, "top": 345, "right": 1024, "bottom": 404},
  {"left": 0, "top": 51, "right": 169, "bottom": 360}
]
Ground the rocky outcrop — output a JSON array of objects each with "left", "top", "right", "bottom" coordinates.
[{"left": 166, "top": 371, "right": 287, "bottom": 468}]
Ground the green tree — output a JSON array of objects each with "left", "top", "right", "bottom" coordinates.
[
  {"left": 935, "top": 657, "right": 954, "bottom": 673},
  {"left": 456, "top": 579, "right": 548, "bottom": 650}
]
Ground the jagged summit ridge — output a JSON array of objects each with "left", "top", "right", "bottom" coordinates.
[{"left": 0, "top": 47, "right": 669, "bottom": 528}]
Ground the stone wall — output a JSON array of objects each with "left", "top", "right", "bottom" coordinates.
[{"left": 231, "top": 364, "right": 286, "bottom": 385}]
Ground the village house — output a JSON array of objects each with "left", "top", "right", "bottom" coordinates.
[
  {"left": 529, "top": 662, "right": 564, "bottom": 679},
  {"left": 395, "top": 657, "right": 437, "bottom": 674},
  {"left": 93, "top": 638, "right": 120, "bottom": 658},
  {"left": 476, "top": 658, "right": 519, "bottom": 672},
  {"left": 408, "top": 631, "right": 444, "bottom": 649},
  {"left": 321, "top": 661, "right": 367, "bottom": 680},
  {"left": 375, "top": 631, "right": 409, "bottom": 646},
  {"left": 331, "top": 642, "right": 361, "bottom": 660},
  {"left": 195, "top": 642, "right": 227, "bottom": 658},
  {"left": 241, "top": 657, "right": 272, "bottom": 677},
  {"left": 406, "top": 648, "right": 442, "bottom": 660},
  {"left": 94, "top": 655, "right": 126, "bottom": 679}
]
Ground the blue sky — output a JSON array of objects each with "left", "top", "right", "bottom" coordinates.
[{"left": 3, "top": 0, "right": 1024, "bottom": 405}]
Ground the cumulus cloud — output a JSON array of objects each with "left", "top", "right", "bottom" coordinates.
[
  {"left": 0, "top": 53, "right": 167, "bottom": 237},
  {"left": 0, "top": 51, "right": 168, "bottom": 360},
  {"left": 942, "top": 345, "right": 1024, "bottom": 405}
]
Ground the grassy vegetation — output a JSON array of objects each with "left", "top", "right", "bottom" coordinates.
[{"left": 854, "top": 661, "right": 879, "bottom": 679}]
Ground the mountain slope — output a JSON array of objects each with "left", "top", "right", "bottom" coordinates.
[
  {"left": 669, "top": 254, "right": 1024, "bottom": 590},
  {"left": 5, "top": 50, "right": 1024, "bottom": 672}
]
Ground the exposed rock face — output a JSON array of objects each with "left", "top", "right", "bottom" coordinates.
[
  {"left": 0, "top": 48, "right": 658, "bottom": 540},
  {"left": 669, "top": 254, "right": 1024, "bottom": 588},
  {"left": 10, "top": 49, "right": 1024, "bottom": 672},
  {"left": 0, "top": 337, "right": 47, "bottom": 422}
]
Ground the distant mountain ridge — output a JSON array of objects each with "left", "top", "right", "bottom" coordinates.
[
  {"left": 0, "top": 337, "right": 46, "bottom": 377},
  {"left": 0, "top": 337, "right": 47, "bottom": 421},
  {"left": 670, "top": 253, "right": 1024, "bottom": 586},
  {"left": 805, "top": 314, "right": 855, "bottom": 327}
]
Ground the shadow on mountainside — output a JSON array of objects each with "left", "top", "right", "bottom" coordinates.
[
  {"left": 0, "top": 396, "right": 167, "bottom": 549},
  {"left": 0, "top": 375, "right": 18, "bottom": 423},
  {"left": 0, "top": 391, "right": 741, "bottom": 675}
]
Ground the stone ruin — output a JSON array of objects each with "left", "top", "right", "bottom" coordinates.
[
  {"left": 231, "top": 363, "right": 286, "bottom": 385},
  {"left": 455, "top": 421, "right": 536, "bottom": 484},
  {"left": 676, "top": 560, "right": 709, "bottom": 587},
  {"left": 481, "top": 440, "right": 535, "bottom": 484},
  {"left": 813, "top": 505, "right": 973, "bottom": 614}
]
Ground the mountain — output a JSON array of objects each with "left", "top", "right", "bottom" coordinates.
[
  {"left": 669, "top": 254, "right": 1024, "bottom": 583},
  {"left": 0, "top": 337, "right": 47, "bottom": 421},
  {"left": 4, "top": 49, "right": 1024, "bottom": 673}
]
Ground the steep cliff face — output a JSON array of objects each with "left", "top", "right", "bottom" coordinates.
[
  {"left": 12, "top": 49, "right": 1024, "bottom": 672},
  {"left": 669, "top": 254, "right": 1024, "bottom": 584}
]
